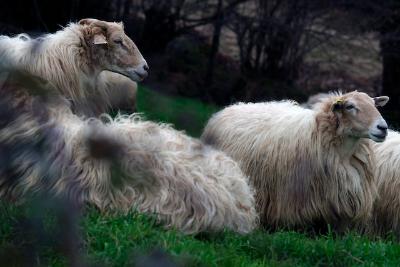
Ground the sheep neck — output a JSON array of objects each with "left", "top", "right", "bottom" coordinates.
[
  {"left": 2, "top": 25, "right": 101, "bottom": 105},
  {"left": 334, "top": 135, "right": 361, "bottom": 159},
  {"left": 315, "top": 111, "right": 364, "bottom": 160},
  {"left": 44, "top": 26, "right": 100, "bottom": 103}
]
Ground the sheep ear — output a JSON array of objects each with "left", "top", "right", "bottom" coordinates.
[
  {"left": 374, "top": 96, "right": 389, "bottom": 107},
  {"left": 79, "top": 18, "right": 97, "bottom": 26},
  {"left": 93, "top": 33, "right": 108, "bottom": 45},
  {"left": 332, "top": 99, "right": 344, "bottom": 112},
  {"left": 79, "top": 18, "right": 109, "bottom": 31}
]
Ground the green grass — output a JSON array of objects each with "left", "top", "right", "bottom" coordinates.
[
  {"left": 82, "top": 211, "right": 400, "bottom": 267},
  {"left": 2, "top": 204, "right": 400, "bottom": 267},
  {"left": 136, "top": 85, "right": 219, "bottom": 137},
  {"left": 2, "top": 86, "right": 400, "bottom": 266}
]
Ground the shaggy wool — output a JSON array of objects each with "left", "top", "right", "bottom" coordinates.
[
  {"left": 0, "top": 73, "right": 257, "bottom": 234},
  {"left": 202, "top": 91, "right": 387, "bottom": 231},
  {"left": 0, "top": 19, "right": 146, "bottom": 116},
  {"left": 370, "top": 130, "right": 400, "bottom": 237}
]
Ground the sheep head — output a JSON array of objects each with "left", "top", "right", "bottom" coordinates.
[
  {"left": 79, "top": 18, "right": 149, "bottom": 82},
  {"left": 329, "top": 91, "right": 389, "bottom": 142}
]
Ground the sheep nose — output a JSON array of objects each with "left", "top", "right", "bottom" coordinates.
[
  {"left": 134, "top": 62, "right": 149, "bottom": 79},
  {"left": 377, "top": 119, "right": 388, "bottom": 134},
  {"left": 377, "top": 124, "right": 388, "bottom": 131}
]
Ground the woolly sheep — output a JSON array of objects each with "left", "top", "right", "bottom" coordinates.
[
  {"left": 82, "top": 71, "right": 138, "bottom": 115},
  {"left": 0, "top": 18, "right": 148, "bottom": 116},
  {"left": 0, "top": 74, "right": 257, "bottom": 235},
  {"left": 301, "top": 92, "right": 330, "bottom": 108},
  {"left": 201, "top": 91, "right": 389, "bottom": 231},
  {"left": 369, "top": 130, "right": 400, "bottom": 237}
]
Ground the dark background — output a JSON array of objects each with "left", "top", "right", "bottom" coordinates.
[
  {"left": 1, "top": 0, "right": 399, "bottom": 124},
  {"left": 1, "top": 2, "right": 400, "bottom": 265}
]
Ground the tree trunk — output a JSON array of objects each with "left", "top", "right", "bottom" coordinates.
[
  {"left": 141, "top": 6, "right": 177, "bottom": 52},
  {"left": 378, "top": 2, "right": 400, "bottom": 126},
  {"left": 380, "top": 37, "right": 400, "bottom": 126},
  {"left": 122, "top": 0, "right": 131, "bottom": 20},
  {"left": 205, "top": 0, "right": 224, "bottom": 88}
]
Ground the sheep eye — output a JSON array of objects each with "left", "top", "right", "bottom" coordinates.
[
  {"left": 345, "top": 104, "right": 355, "bottom": 110},
  {"left": 114, "top": 39, "right": 123, "bottom": 45}
]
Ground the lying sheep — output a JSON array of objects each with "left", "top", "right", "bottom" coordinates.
[
  {"left": 300, "top": 93, "right": 400, "bottom": 237},
  {"left": 0, "top": 18, "right": 148, "bottom": 116},
  {"left": 301, "top": 92, "right": 330, "bottom": 109},
  {"left": 370, "top": 130, "right": 400, "bottom": 237},
  {"left": 0, "top": 73, "right": 257, "bottom": 235},
  {"left": 202, "top": 91, "right": 389, "bottom": 231},
  {"left": 88, "top": 71, "right": 138, "bottom": 114}
]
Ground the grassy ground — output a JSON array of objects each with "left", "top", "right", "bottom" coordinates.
[
  {"left": 1, "top": 86, "right": 400, "bottom": 267},
  {"left": 2, "top": 204, "right": 400, "bottom": 267},
  {"left": 136, "top": 85, "right": 219, "bottom": 137}
]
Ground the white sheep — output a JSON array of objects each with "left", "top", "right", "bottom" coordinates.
[
  {"left": 201, "top": 91, "right": 389, "bottom": 231},
  {"left": 301, "top": 92, "right": 330, "bottom": 108},
  {"left": 79, "top": 71, "right": 138, "bottom": 115},
  {"left": 0, "top": 75, "right": 257, "bottom": 234},
  {"left": 0, "top": 18, "right": 148, "bottom": 116},
  {"left": 369, "top": 130, "right": 400, "bottom": 237}
]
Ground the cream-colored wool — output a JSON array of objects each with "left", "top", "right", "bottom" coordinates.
[
  {"left": 0, "top": 19, "right": 147, "bottom": 116},
  {"left": 0, "top": 80, "right": 257, "bottom": 234},
  {"left": 202, "top": 91, "right": 388, "bottom": 231},
  {"left": 370, "top": 130, "right": 400, "bottom": 237},
  {"left": 85, "top": 71, "right": 138, "bottom": 114}
]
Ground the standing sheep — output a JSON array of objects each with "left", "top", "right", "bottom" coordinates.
[
  {"left": 0, "top": 73, "right": 257, "bottom": 235},
  {"left": 0, "top": 18, "right": 148, "bottom": 116},
  {"left": 202, "top": 91, "right": 389, "bottom": 231}
]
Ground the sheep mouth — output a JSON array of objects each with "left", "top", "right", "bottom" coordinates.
[
  {"left": 133, "top": 70, "right": 148, "bottom": 80},
  {"left": 371, "top": 133, "right": 387, "bottom": 142},
  {"left": 109, "top": 69, "right": 147, "bottom": 82},
  {"left": 124, "top": 71, "right": 143, "bottom": 82}
]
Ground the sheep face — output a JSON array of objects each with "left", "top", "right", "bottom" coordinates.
[
  {"left": 331, "top": 92, "right": 389, "bottom": 142},
  {"left": 79, "top": 18, "right": 148, "bottom": 82}
]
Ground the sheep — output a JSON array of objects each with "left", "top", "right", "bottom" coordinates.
[
  {"left": 100, "top": 71, "right": 138, "bottom": 113},
  {"left": 0, "top": 18, "right": 148, "bottom": 116},
  {"left": 0, "top": 72, "right": 257, "bottom": 235},
  {"left": 201, "top": 91, "right": 389, "bottom": 231},
  {"left": 301, "top": 92, "right": 330, "bottom": 109},
  {"left": 369, "top": 130, "right": 400, "bottom": 237},
  {"left": 299, "top": 93, "right": 400, "bottom": 237},
  {"left": 84, "top": 71, "right": 138, "bottom": 115}
]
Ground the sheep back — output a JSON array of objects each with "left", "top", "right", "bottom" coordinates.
[
  {"left": 202, "top": 100, "right": 376, "bottom": 231},
  {"left": 371, "top": 130, "right": 400, "bottom": 237}
]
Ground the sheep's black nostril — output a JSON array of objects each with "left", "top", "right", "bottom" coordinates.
[
  {"left": 377, "top": 124, "right": 388, "bottom": 131},
  {"left": 143, "top": 64, "right": 149, "bottom": 71}
]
